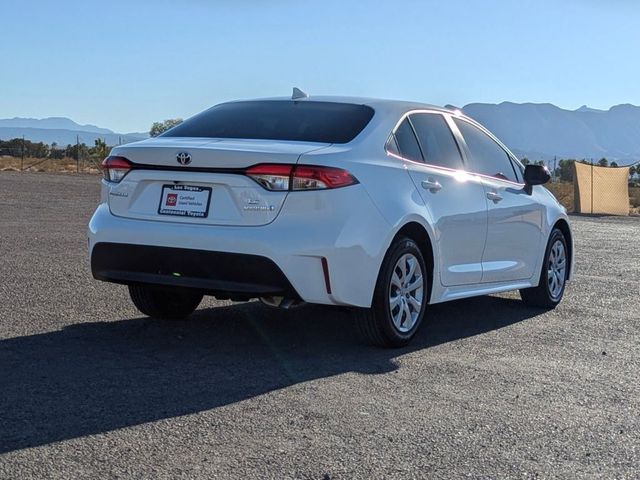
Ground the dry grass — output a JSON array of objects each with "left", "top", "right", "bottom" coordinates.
[
  {"left": 0, "top": 156, "right": 101, "bottom": 174},
  {"left": 545, "top": 182, "right": 574, "bottom": 212}
]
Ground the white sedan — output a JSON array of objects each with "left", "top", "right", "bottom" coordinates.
[{"left": 89, "top": 92, "right": 573, "bottom": 347}]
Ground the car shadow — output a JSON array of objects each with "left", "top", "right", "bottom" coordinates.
[{"left": 0, "top": 295, "right": 541, "bottom": 453}]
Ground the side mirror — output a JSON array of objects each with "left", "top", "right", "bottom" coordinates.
[{"left": 523, "top": 164, "right": 551, "bottom": 194}]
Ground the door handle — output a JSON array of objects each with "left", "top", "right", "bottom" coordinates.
[
  {"left": 421, "top": 178, "right": 442, "bottom": 193},
  {"left": 486, "top": 191, "right": 503, "bottom": 203}
]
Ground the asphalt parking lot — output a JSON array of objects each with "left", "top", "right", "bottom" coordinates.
[{"left": 0, "top": 171, "right": 638, "bottom": 479}]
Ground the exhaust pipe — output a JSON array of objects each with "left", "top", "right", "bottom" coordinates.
[{"left": 259, "top": 296, "right": 302, "bottom": 309}]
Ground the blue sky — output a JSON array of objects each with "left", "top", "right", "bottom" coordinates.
[{"left": 2, "top": 0, "right": 639, "bottom": 132}]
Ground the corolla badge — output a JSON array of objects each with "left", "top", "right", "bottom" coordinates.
[
  {"left": 243, "top": 198, "right": 275, "bottom": 211},
  {"left": 176, "top": 152, "right": 191, "bottom": 165}
]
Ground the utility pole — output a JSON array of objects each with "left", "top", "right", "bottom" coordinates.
[
  {"left": 76, "top": 135, "right": 80, "bottom": 173},
  {"left": 21, "top": 135, "right": 25, "bottom": 172},
  {"left": 590, "top": 158, "right": 594, "bottom": 214}
]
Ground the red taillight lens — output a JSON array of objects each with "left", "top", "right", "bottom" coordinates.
[
  {"left": 245, "top": 164, "right": 358, "bottom": 191},
  {"left": 102, "top": 156, "right": 132, "bottom": 183},
  {"left": 292, "top": 165, "right": 358, "bottom": 190}
]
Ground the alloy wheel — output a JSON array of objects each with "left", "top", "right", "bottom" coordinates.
[
  {"left": 389, "top": 253, "right": 424, "bottom": 333},
  {"left": 547, "top": 239, "right": 567, "bottom": 300}
]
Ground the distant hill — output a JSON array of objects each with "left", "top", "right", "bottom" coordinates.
[
  {"left": 0, "top": 117, "right": 113, "bottom": 135},
  {"left": 0, "top": 117, "right": 148, "bottom": 146},
  {"left": 462, "top": 102, "right": 640, "bottom": 163},
  {"left": 3, "top": 106, "right": 640, "bottom": 163}
]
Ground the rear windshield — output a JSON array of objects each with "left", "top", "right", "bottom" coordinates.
[{"left": 162, "top": 100, "right": 374, "bottom": 144}]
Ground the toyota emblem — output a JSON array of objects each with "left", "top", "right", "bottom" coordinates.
[{"left": 176, "top": 152, "right": 191, "bottom": 165}]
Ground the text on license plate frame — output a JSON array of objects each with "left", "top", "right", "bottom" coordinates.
[{"left": 158, "top": 184, "right": 212, "bottom": 218}]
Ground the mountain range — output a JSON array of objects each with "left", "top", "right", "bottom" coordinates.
[
  {"left": 0, "top": 117, "right": 147, "bottom": 147},
  {"left": 462, "top": 102, "right": 640, "bottom": 164},
  {"left": 2, "top": 103, "right": 640, "bottom": 163}
]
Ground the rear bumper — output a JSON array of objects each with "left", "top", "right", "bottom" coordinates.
[
  {"left": 88, "top": 184, "right": 392, "bottom": 307},
  {"left": 91, "top": 243, "right": 299, "bottom": 300}
]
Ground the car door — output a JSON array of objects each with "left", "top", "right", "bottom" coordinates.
[
  {"left": 388, "top": 112, "right": 488, "bottom": 286},
  {"left": 452, "top": 118, "right": 543, "bottom": 283}
]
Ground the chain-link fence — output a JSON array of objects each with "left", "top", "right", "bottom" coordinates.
[
  {"left": 0, "top": 139, "right": 105, "bottom": 174},
  {"left": 0, "top": 154, "right": 103, "bottom": 174}
]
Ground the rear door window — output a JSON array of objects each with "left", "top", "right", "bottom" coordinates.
[{"left": 409, "top": 113, "right": 464, "bottom": 170}]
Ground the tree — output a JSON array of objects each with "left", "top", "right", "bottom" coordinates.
[
  {"left": 597, "top": 157, "right": 609, "bottom": 167},
  {"left": 91, "top": 138, "right": 108, "bottom": 160},
  {"left": 50, "top": 141, "right": 64, "bottom": 159},
  {"left": 50, "top": 146, "right": 65, "bottom": 159},
  {"left": 610, "top": 161, "right": 619, "bottom": 168},
  {"left": 150, "top": 118, "right": 183, "bottom": 137},
  {"left": 0, "top": 138, "right": 48, "bottom": 158},
  {"left": 64, "top": 142, "right": 89, "bottom": 161},
  {"left": 556, "top": 159, "right": 576, "bottom": 182},
  {"left": 521, "top": 158, "right": 530, "bottom": 166}
]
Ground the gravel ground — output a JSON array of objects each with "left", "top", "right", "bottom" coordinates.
[{"left": 0, "top": 171, "right": 638, "bottom": 479}]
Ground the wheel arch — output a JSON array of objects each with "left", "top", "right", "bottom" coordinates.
[
  {"left": 388, "top": 221, "right": 435, "bottom": 303},
  {"left": 553, "top": 218, "right": 573, "bottom": 279}
]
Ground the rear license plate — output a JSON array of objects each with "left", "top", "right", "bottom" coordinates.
[{"left": 158, "top": 184, "right": 211, "bottom": 218}]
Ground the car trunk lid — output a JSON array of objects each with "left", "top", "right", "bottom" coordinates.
[{"left": 105, "top": 137, "right": 330, "bottom": 226}]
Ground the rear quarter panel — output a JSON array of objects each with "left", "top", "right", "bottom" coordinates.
[{"left": 302, "top": 144, "right": 439, "bottom": 305}]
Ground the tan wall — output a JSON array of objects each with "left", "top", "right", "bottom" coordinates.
[{"left": 573, "top": 162, "right": 629, "bottom": 215}]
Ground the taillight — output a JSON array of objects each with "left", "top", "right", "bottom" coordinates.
[
  {"left": 102, "top": 156, "right": 132, "bottom": 183},
  {"left": 292, "top": 165, "right": 358, "bottom": 190},
  {"left": 244, "top": 164, "right": 292, "bottom": 191},
  {"left": 245, "top": 164, "right": 358, "bottom": 191}
]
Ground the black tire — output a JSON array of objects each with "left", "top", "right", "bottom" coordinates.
[
  {"left": 356, "top": 237, "right": 428, "bottom": 348},
  {"left": 128, "top": 284, "right": 203, "bottom": 319},
  {"left": 519, "top": 228, "right": 568, "bottom": 308}
]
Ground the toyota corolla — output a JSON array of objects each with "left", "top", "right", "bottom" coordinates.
[{"left": 89, "top": 91, "right": 573, "bottom": 347}]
